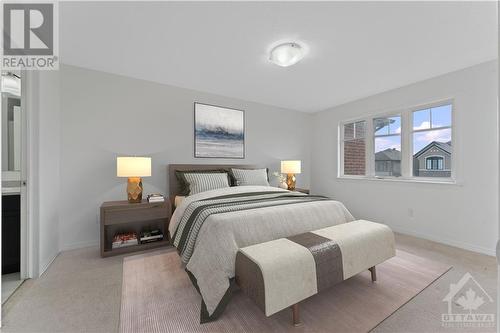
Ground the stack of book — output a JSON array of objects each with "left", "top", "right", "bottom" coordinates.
[
  {"left": 112, "top": 232, "right": 138, "bottom": 249},
  {"left": 140, "top": 229, "right": 164, "bottom": 244},
  {"left": 147, "top": 194, "right": 165, "bottom": 203}
]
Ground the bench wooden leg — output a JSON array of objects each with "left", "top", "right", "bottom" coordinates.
[
  {"left": 291, "top": 303, "right": 301, "bottom": 326},
  {"left": 369, "top": 266, "right": 377, "bottom": 282}
]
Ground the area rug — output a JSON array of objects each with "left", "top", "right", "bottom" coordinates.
[{"left": 119, "top": 249, "right": 451, "bottom": 333}]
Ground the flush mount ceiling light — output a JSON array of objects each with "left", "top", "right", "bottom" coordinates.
[{"left": 269, "top": 42, "right": 304, "bottom": 67}]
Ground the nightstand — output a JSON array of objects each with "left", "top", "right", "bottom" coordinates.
[
  {"left": 295, "top": 188, "right": 310, "bottom": 194},
  {"left": 100, "top": 199, "right": 171, "bottom": 257}
]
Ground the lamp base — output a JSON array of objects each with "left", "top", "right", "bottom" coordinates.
[
  {"left": 127, "top": 177, "right": 143, "bottom": 203},
  {"left": 286, "top": 174, "right": 296, "bottom": 191}
]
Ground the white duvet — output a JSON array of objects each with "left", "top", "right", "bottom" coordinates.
[{"left": 169, "top": 186, "right": 355, "bottom": 319}]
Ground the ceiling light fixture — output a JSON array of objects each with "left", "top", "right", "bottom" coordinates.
[{"left": 269, "top": 42, "right": 304, "bottom": 67}]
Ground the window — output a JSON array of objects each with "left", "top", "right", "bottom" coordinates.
[
  {"left": 374, "top": 116, "right": 401, "bottom": 177},
  {"left": 412, "top": 104, "right": 452, "bottom": 177},
  {"left": 425, "top": 156, "right": 444, "bottom": 170},
  {"left": 342, "top": 121, "right": 366, "bottom": 176},
  {"left": 339, "top": 101, "right": 453, "bottom": 181}
]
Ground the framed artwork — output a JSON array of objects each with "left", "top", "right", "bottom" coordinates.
[{"left": 194, "top": 102, "right": 245, "bottom": 158}]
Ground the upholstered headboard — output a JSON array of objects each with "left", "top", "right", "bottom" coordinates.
[{"left": 168, "top": 164, "right": 259, "bottom": 199}]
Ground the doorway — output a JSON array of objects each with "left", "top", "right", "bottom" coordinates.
[{"left": 1, "top": 71, "right": 27, "bottom": 304}]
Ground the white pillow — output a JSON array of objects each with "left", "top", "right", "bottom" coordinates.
[
  {"left": 183, "top": 173, "right": 230, "bottom": 195},
  {"left": 231, "top": 168, "right": 269, "bottom": 186}
]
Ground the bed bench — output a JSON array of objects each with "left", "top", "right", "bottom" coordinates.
[{"left": 235, "top": 220, "right": 396, "bottom": 326}]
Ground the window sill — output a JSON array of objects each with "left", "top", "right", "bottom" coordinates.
[{"left": 337, "top": 175, "right": 460, "bottom": 186}]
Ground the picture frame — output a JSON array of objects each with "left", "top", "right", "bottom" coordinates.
[{"left": 194, "top": 102, "right": 245, "bottom": 159}]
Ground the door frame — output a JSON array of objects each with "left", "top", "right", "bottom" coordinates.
[{"left": 19, "top": 70, "right": 31, "bottom": 280}]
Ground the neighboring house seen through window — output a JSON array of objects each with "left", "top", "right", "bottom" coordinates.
[
  {"left": 412, "top": 104, "right": 452, "bottom": 178},
  {"left": 340, "top": 102, "right": 453, "bottom": 181},
  {"left": 374, "top": 116, "right": 401, "bottom": 177}
]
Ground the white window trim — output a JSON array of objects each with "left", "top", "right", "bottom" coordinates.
[{"left": 338, "top": 98, "right": 456, "bottom": 184}]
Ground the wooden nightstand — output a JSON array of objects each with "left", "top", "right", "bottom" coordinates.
[
  {"left": 295, "top": 188, "right": 310, "bottom": 194},
  {"left": 100, "top": 199, "right": 171, "bottom": 257}
]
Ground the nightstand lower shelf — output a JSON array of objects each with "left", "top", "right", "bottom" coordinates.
[{"left": 102, "top": 239, "right": 171, "bottom": 257}]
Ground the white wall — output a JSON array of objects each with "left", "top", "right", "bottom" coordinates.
[
  {"left": 311, "top": 60, "right": 498, "bottom": 255},
  {"left": 58, "top": 65, "right": 312, "bottom": 250},
  {"left": 28, "top": 70, "right": 61, "bottom": 276}
]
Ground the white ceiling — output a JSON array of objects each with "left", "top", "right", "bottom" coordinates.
[{"left": 60, "top": 1, "right": 497, "bottom": 113}]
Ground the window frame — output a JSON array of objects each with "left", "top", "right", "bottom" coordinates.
[{"left": 338, "top": 99, "right": 456, "bottom": 184}]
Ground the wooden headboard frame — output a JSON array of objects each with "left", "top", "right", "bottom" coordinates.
[{"left": 168, "top": 163, "right": 259, "bottom": 199}]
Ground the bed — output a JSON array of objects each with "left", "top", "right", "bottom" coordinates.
[{"left": 168, "top": 164, "right": 355, "bottom": 323}]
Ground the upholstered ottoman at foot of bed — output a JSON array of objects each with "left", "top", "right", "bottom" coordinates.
[{"left": 235, "top": 220, "right": 396, "bottom": 326}]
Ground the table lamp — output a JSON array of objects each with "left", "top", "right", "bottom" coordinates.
[
  {"left": 281, "top": 160, "right": 301, "bottom": 191},
  {"left": 117, "top": 157, "right": 151, "bottom": 203}
]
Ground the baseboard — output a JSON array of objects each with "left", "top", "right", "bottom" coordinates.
[
  {"left": 36, "top": 241, "right": 100, "bottom": 276},
  {"left": 39, "top": 251, "right": 59, "bottom": 277},
  {"left": 60, "top": 240, "right": 99, "bottom": 252},
  {"left": 391, "top": 225, "right": 496, "bottom": 257}
]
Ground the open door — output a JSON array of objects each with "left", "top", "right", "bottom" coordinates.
[{"left": 1, "top": 71, "right": 28, "bottom": 307}]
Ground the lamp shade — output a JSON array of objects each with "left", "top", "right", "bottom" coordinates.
[
  {"left": 117, "top": 157, "right": 151, "bottom": 177},
  {"left": 281, "top": 160, "right": 301, "bottom": 174}
]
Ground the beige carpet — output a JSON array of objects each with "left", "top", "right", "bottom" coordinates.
[{"left": 120, "top": 249, "right": 451, "bottom": 333}]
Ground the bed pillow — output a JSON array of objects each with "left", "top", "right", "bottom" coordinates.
[
  {"left": 175, "top": 169, "right": 226, "bottom": 195},
  {"left": 230, "top": 168, "right": 270, "bottom": 186},
  {"left": 183, "top": 172, "right": 230, "bottom": 195}
]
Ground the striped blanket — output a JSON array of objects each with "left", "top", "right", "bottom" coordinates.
[
  {"left": 172, "top": 191, "right": 331, "bottom": 264},
  {"left": 169, "top": 186, "right": 355, "bottom": 323}
]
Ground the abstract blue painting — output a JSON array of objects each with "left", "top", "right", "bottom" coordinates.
[{"left": 194, "top": 103, "right": 245, "bottom": 158}]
